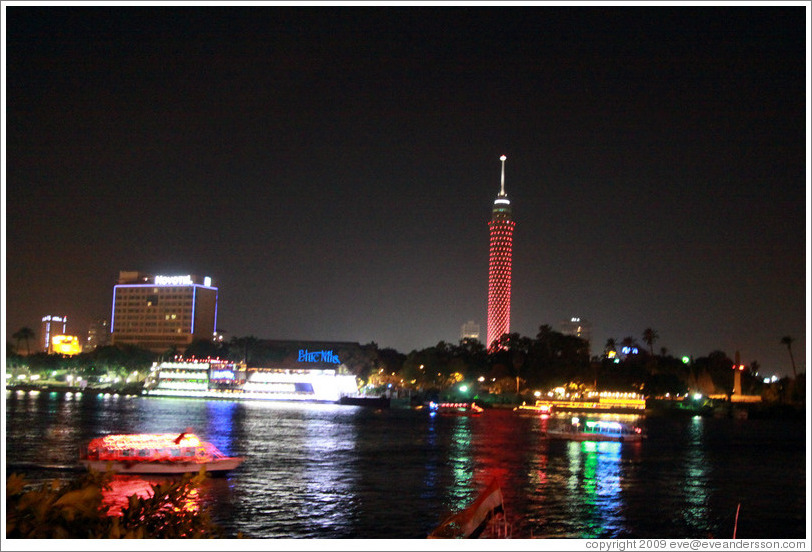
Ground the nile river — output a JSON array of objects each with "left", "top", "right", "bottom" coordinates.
[{"left": 4, "top": 390, "right": 807, "bottom": 539}]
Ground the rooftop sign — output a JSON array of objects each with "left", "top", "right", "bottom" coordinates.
[
  {"left": 155, "top": 275, "right": 193, "bottom": 286},
  {"left": 298, "top": 349, "right": 340, "bottom": 364}
]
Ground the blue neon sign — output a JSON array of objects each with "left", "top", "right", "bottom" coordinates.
[
  {"left": 298, "top": 349, "right": 340, "bottom": 364},
  {"left": 211, "top": 370, "right": 235, "bottom": 380}
]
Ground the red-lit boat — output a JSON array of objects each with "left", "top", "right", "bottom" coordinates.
[
  {"left": 80, "top": 432, "right": 244, "bottom": 475},
  {"left": 428, "top": 401, "right": 484, "bottom": 416}
]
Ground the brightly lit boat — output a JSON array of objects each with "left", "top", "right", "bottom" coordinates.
[
  {"left": 514, "top": 402, "right": 553, "bottom": 415},
  {"left": 530, "top": 392, "right": 647, "bottom": 413},
  {"left": 428, "top": 401, "right": 484, "bottom": 416},
  {"left": 544, "top": 418, "right": 644, "bottom": 442},
  {"left": 80, "top": 432, "right": 244, "bottom": 475}
]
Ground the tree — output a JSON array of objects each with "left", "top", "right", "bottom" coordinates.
[
  {"left": 228, "top": 335, "right": 259, "bottom": 366},
  {"left": 184, "top": 339, "right": 222, "bottom": 360},
  {"left": 642, "top": 328, "right": 659, "bottom": 356},
  {"left": 780, "top": 336, "right": 797, "bottom": 380},
  {"left": 12, "top": 327, "right": 35, "bottom": 356},
  {"left": 620, "top": 336, "right": 637, "bottom": 350},
  {"left": 6, "top": 470, "right": 224, "bottom": 538},
  {"left": 604, "top": 338, "right": 617, "bottom": 357}
]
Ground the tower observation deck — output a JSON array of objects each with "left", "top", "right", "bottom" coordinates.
[{"left": 486, "top": 155, "right": 515, "bottom": 350}]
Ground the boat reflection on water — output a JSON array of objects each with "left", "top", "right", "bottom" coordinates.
[
  {"left": 565, "top": 439, "right": 625, "bottom": 538},
  {"left": 101, "top": 475, "right": 201, "bottom": 517}
]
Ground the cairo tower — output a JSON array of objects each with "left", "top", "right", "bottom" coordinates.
[{"left": 486, "top": 155, "right": 515, "bottom": 350}]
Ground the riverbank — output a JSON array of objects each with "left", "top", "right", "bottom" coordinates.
[
  {"left": 5, "top": 381, "right": 145, "bottom": 397},
  {"left": 5, "top": 383, "right": 805, "bottom": 420}
]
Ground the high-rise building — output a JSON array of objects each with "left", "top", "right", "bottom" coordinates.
[
  {"left": 86, "top": 319, "right": 111, "bottom": 351},
  {"left": 460, "top": 320, "right": 480, "bottom": 342},
  {"left": 110, "top": 271, "right": 218, "bottom": 353},
  {"left": 560, "top": 317, "right": 592, "bottom": 354},
  {"left": 486, "top": 155, "right": 515, "bottom": 350},
  {"left": 41, "top": 315, "right": 67, "bottom": 353}
]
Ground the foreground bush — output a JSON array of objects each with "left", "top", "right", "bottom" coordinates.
[{"left": 6, "top": 470, "right": 224, "bottom": 538}]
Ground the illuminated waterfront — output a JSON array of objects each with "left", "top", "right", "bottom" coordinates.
[{"left": 4, "top": 390, "right": 806, "bottom": 538}]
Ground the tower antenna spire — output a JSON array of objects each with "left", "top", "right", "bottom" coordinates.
[{"left": 500, "top": 155, "right": 507, "bottom": 195}]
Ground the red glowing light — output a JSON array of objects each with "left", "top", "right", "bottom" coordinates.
[
  {"left": 98, "top": 433, "right": 201, "bottom": 449},
  {"left": 487, "top": 218, "right": 514, "bottom": 348},
  {"left": 83, "top": 433, "right": 220, "bottom": 463}
]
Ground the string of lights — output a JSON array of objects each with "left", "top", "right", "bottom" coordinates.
[{"left": 486, "top": 155, "right": 515, "bottom": 349}]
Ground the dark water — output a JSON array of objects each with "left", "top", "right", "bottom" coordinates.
[{"left": 4, "top": 389, "right": 808, "bottom": 539}]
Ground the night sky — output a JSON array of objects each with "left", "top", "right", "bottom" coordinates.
[{"left": 4, "top": 4, "right": 809, "bottom": 377}]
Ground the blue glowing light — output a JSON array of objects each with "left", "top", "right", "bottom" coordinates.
[
  {"left": 211, "top": 370, "right": 235, "bottom": 380},
  {"left": 298, "top": 349, "right": 340, "bottom": 364}
]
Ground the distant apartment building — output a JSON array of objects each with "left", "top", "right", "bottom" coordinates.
[
  {"left": 560, "top": 317, "right": 592, "bottom": 353},
  {"left": 460, "top": 320, "right": 481, "bottom": 342},
  {"left": 110, "top": 271, "right": 218, "bottom": 354},
  {"left": 86, "top": 319, "right": 111, "bottom": 351},
  {"left": 41, "top": 315, "right": 67, "bottom": 353}
]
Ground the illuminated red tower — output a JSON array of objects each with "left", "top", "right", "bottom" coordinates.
[{"left": 486, "top": 155, "right": 515, "bottom": 350}]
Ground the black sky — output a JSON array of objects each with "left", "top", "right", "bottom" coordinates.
[{"left": 3, "top": 4, "right": 809, "bottom": 377}]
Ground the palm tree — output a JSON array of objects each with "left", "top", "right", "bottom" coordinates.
[
  {"left": 780, "top": 336, "right": 797, "bottom": 379},
  {"left": 230, "top": 335, "right": 259, "bottom": 365},
  {"left": 12, "top": 327, "right": 35, "bottom": 356},
  {"left": 642, "top": 328, "right": 659, "bottom": 356},
  {"left": 620, "top": 336, "right": 637, "bottom": 354},
  {"left": 604, "top": 338, "right": 617, "bottom": 357}
]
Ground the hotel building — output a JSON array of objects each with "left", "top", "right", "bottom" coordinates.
[
  {"left": 110, "top": 271, "right": 218, "bottom": 353},
  {"left": 41, "top": 315, "right": 67, "bottom": 353}
]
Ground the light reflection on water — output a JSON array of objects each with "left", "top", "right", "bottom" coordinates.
[
  {"left": 4, "top": 390, "right": 807, "bottom": 539},
  {"left": 682, "top": 416, "right": 710, "bottom": 533},
  {"left": 565, "top": 440, "right": 624, "bottom": 538},
  {"left": 100, "top": 475, "right": 202, "bottom": 517}
]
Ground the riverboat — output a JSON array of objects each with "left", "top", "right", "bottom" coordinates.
[
  {"left": 529, "top": 392, "right": 646, "bottom": 413},
  {"left": 80, "top": 431, "right": 244, "bottom": 475},
  {"left": 544, "top": 418, "right": 644, "bottom": 442},
  {"left": 428, "top": 401, "right": 484, "bottom": 416},
  {"left": 514, "top": 402, "right": 553, "bottom": 415},
  {"left": 145, "top": 360, "right": 358, "bottom": 403}
]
